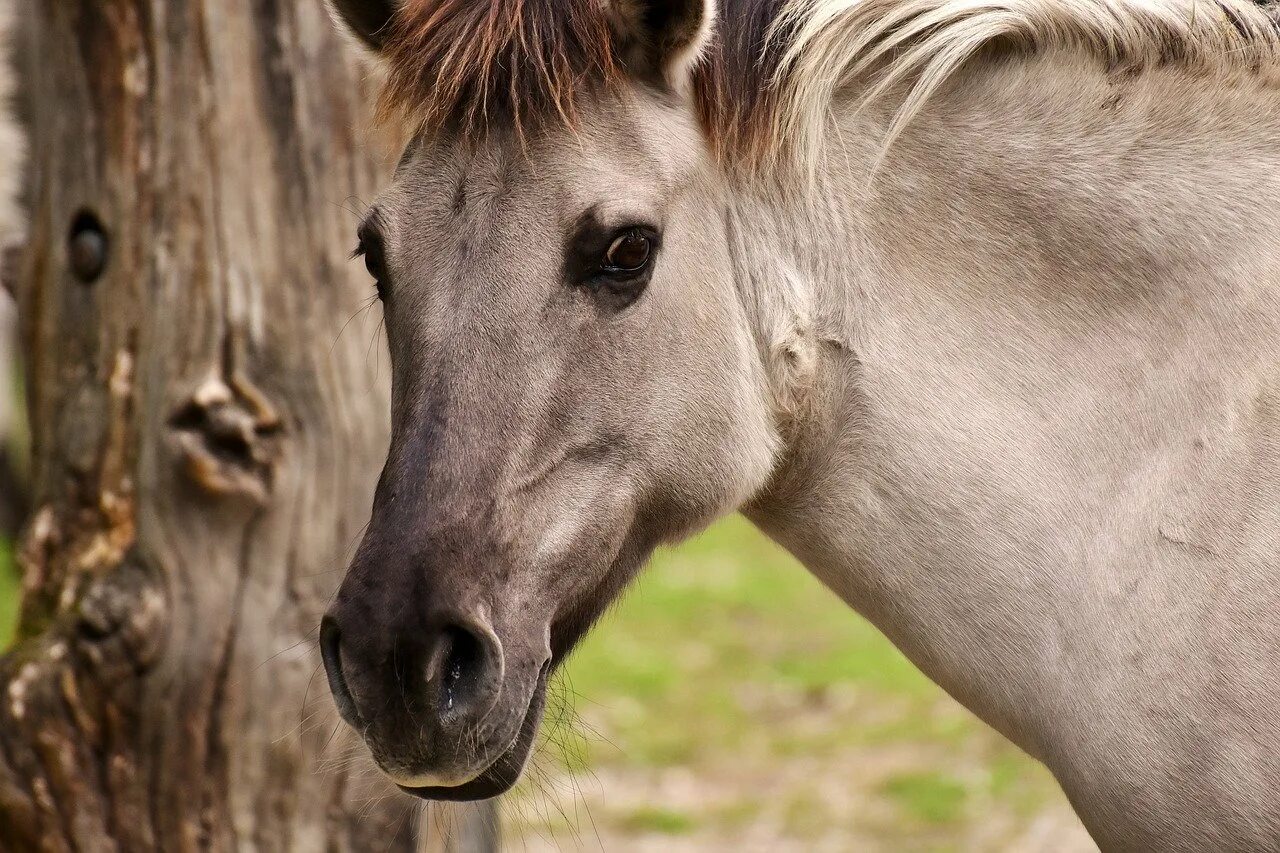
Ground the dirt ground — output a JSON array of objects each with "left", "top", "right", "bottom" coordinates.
[{"left": 504, "top": 756, "right": 1097, "bottom": 852}]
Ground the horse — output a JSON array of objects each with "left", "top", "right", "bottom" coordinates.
[{"left": 318, "top": 0, "right": 1280, "bottom": 848}]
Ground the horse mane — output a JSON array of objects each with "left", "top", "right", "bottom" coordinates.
[
  {"left": 769, "top": 0, "right": 1280, "bottom": 172},
  {"left": 376, "top": 0, "right": 621, "bottom": 135},
  {"left": 376, "top": 0, "right": 1280, "bottom": 172}
]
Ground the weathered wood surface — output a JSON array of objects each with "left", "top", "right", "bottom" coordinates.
[{"left": 0, "top": 2, "right": 494, "bottom": 849}]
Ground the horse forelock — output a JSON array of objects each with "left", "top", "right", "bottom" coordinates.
[
  {"left": 376, "top": 0, "right": 622, "bottom": 136},
  {"left": 372, "top": 0, "right": 791, "bottom": 163}
]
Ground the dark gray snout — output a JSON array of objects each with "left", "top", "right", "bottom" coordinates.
[{"left": 319, "top": 605, "right": 506, "bottom": 785}]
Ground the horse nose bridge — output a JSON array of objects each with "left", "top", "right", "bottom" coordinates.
[
  {"left": 382, "top": 379, "right": 538, "bottom": 491},
  {"left": 375, "top": 439, "right": 509, "bottom": 523},
  {"left": 342, "top": 504, "right": 514, "bottom": 612}
]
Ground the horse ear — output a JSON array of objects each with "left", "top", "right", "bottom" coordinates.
[
  {"left": 326, "top": 0, "right": 400, "bottom": 54},
  {"left": 607, "top": 0, "right": 717, "bottom": 89}
]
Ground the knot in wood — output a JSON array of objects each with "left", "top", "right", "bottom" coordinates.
[
  {"left": 68, "top": 210, "right": 108, "bottom": 284},
  {"left": 169, "top": 372, "right": 283, "bottom": 503}
]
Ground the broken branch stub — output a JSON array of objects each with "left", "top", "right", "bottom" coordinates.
[{"left": 168, "top": 371, "right": 283, "bottom": 503}]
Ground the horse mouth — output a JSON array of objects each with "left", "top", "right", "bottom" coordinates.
[{"left": 397, "top": 666, "right": 549, "bottom": 802}]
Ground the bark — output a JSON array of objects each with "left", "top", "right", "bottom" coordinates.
[{"left": 0, "top": 2, "right": 495, "bottom": 850}]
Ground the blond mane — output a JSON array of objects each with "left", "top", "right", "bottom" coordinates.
[{"left": 771, "top": 0, "right": 1280, "bottom": 172}]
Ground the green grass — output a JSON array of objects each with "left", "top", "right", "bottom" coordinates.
[
  {"left": 617, "top": 806, "right": 698, "bottom": 835},
  {"left": 879, "top": 771, "right": 970, "bottom": 825},
  {"left": 0, "top": 538, "right": 16, "bottom": 650}
]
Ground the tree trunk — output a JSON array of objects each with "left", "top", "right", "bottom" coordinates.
[{"left": 0, "top": 2, "right": 495, "bottom": 850}]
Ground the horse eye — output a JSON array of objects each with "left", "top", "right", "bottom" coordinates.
[
  {"left": 353, "top": 239, "right": 387, "bottom": 299},
  {"left": 603, "top": 231, "right": 652, "bottom": 272}
]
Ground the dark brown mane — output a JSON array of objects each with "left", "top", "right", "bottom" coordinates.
[
  {"left": 376, "top": 0, "right": 789, "bottom": 166},
  {"left": 693, "top": 0, "right": 791, "bottom": 166},
  {"left": 378, "top": 0, "right": 622, "bottom": 135}
]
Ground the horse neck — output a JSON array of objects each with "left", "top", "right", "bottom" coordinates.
[{"left": 734, "top": 49, "right": 1280, "bottom": 757}]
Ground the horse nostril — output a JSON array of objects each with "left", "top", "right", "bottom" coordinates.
[
  {"left": 441, "top": 626, "right": 481, "bottom": 711},
  {"left": 320, "top": 616, "right": 362, "bottom": 727},
  {"left": 427, "top": 621, "right": 504, "bottom": 720}
]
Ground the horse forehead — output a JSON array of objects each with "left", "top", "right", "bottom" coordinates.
[
  {"left": 388, "top": 88, "right": 694, "bottom": 221},
  {"left": 393, "top": 142, "right": 538, "bottom": 226}
]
